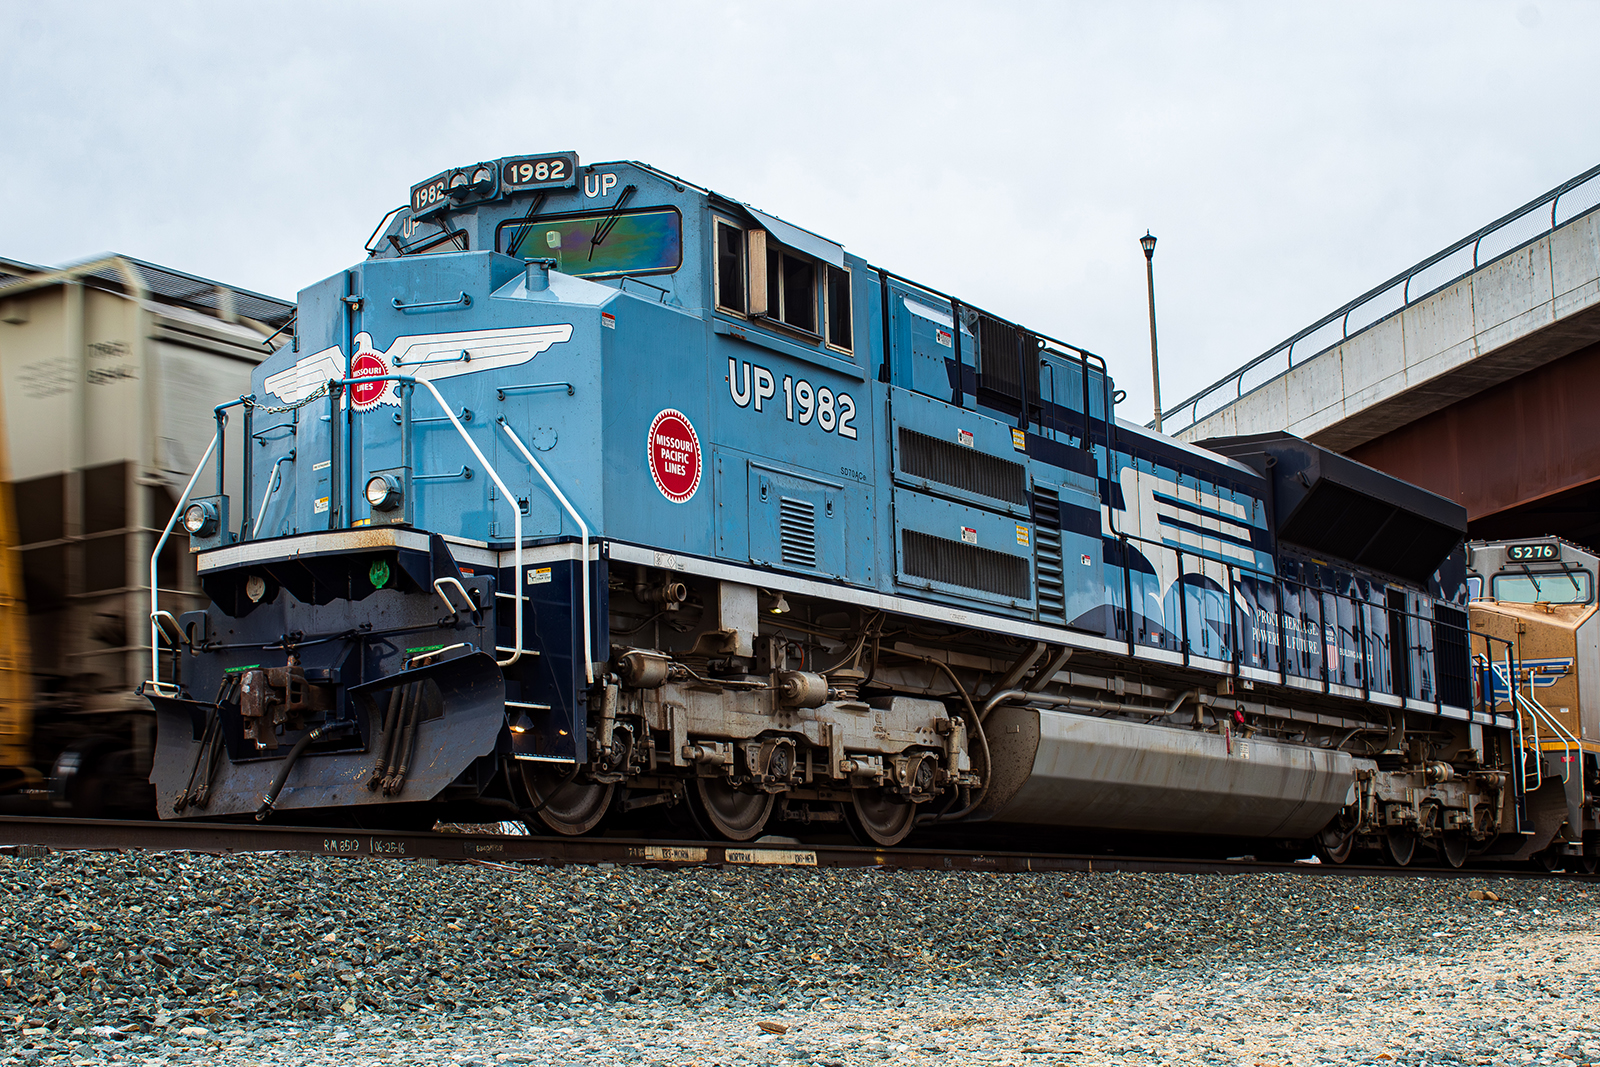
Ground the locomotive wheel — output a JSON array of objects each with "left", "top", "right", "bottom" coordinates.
[
  {"left": 1579, "top": 852, "right": 1600, "bottom": 875},
  {"left": 1314, "top": 821, "right": 1356, "bottom": 865},
  {"left": 1532, "top": 847, "right": 1564, "bottom": 873},
  {"left": 846, "top": 789, "right": 917, "bottom": 847},
  {"left": 1440, "top": 832, "right": 1469, "bottom": 869},
  {"left": 691, "top": 778, "right": 774, "bottom": 841},
  {"left": 1384, "top": 829, "right": 1417, "bottom": 867},
  {"left": 521, "top": 765, "right": 615, "bottom": 836}
]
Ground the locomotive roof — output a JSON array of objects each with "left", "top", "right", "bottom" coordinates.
[{"left": 1113, "top": 416, "right": 1262, "bottom": 478}]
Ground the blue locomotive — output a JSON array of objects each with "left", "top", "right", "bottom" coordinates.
[{"left": 144, "top": 152, "right": 1528, "bottom": 864}]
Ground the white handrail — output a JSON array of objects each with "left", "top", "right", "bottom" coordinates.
[
  {"left": 252, "top": 453, "right": 294, "bottom": 538},
  {"left": 410, "top": 378, "right": 523, "bottom": 668},
  {"left": 432, "top": 576, "right": 476, "bottom": 616},
  {"left": 1489, "top": 656, "right": 1542, "bottom": 792},
  {"left": 147, "top": 431, "right": 219, "bottom": 694},
  {"left": 496, "top": 418, "right": 593, "bottom": 684},
  {"left": 1516, "top": 684, "right": 1578, "bottom": 785}
]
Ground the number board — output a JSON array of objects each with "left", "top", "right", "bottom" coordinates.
[
  {"left": 1506, "top": 542, "right": 1559, "bottom": 562},
  {"left": 409, "top": 162, "right": 498, "bottom": 218},
  {"left": 410, "top": 170, "right": 453, "bottom": 217},
  {"left": 501, "top": 152, "right": 579, "bottom": 192}
]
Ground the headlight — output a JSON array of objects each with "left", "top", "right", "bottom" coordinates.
[
  {"left": 183, "top": 501, "right": 218, "bottom": 537},
  {"left": 366, "top": 474, "right": 402, "bottom": 511}
]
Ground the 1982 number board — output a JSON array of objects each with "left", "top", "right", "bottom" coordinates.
[{"left": 501, "top": 152, "right": 579, "bottom": 191}]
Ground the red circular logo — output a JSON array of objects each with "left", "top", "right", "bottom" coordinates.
[
  {"left": 349, "top": 351, "right": 389, "bottom": 411},
  {"left": 648, "top": 409, "right": 701, "bottom": 504}
]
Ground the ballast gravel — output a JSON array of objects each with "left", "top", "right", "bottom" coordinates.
[{"left": 1, "top": 849, "right": 1597, "bottom": 1065}]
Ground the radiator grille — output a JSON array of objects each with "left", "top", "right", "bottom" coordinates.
[
  {"left": 779, "top": 497, "right": 817, "bottom": 568},
  {"left": 1033, "top": 486, "right": 1065, "bottom": 622},
  {"left": 898, "top": 427, "right": 1028, "bottom": 505},
  {"left": 902, "top": 529, "right": 1031, "bottom": 600}
]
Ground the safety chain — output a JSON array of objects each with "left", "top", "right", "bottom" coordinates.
[{"left": 239, "top": 380, "right": 335, "bottom": 415}]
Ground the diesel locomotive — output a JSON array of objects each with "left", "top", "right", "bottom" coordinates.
[
  {"left": 143, "top": 151, "right": 1551, "bottom": 864},
  {"left": 1468, "top": 537, "right": 1600, "bottom": 871}
]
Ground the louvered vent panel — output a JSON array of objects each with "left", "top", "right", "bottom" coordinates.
[
  {"left": 978, "top": 315, "right": 1023, "bottom": 402},
  {"left": 974, "top": 315, "right": 1040, "bottom": 418},
  {"left": 898, "top": 427, "right": 1028, "bottom": 505},
  {"left": 902, "top": 530, "right": 1031, "bottom": 600},
  {"left": 779, "top": 497, "right": 818, "bottom": 568},
  {"left": 1435, "top": 604, "right": 1471, "bottom": 709},
  {"left": 1033, "top": 486, "right": 1065, "bottom": 622}
]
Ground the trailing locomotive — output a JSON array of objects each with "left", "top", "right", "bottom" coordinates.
[
  {"left": 1468, "top": 537, "right": 1600, "bottom": 871},
  {"left": 143, "top": 152, "right": 1528, "bottom": 863}
]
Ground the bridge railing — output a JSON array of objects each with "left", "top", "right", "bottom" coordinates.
[{"left": 1159, "top": 161, "right": 1600, "bottom": 436}]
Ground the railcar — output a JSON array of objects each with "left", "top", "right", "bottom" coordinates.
[
  {"left": 143, "top": 152, "right": 1530, "bottom": 863},
  {"left": 0, "top": 256, "right": 290, "bottom": 816}
]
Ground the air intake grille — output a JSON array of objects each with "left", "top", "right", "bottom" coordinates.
[
  {"left": 1033, "top": 486, "right": 1065, "bottom": 622},
  {"left": 1434, "top": 604, "right": 1471, "bottom": 709},
  {"left": 780, "top": 497, "right": 817, "bottom": 568},
  {"left": 975, "top": 315, "right": 1039, "bottom": 418},
  {"left": 898, "top": 427, "right": 1028, "bottom": 505},
  {"left": 902, "top": 530, "right": 1031, "bottom": 600}
]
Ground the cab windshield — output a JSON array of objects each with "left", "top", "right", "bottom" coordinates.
[
  {"left": 497, "top": 207, "right": 682, "bottom": 278},
  {"left": 1492, "top": 570, "right": 1592, "bottom": 603}
]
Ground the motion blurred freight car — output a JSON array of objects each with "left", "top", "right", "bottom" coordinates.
[{"left": 0, "top": 254, "right": 292, "bottom": 812}]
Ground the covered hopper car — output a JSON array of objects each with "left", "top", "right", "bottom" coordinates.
[
  {"left": 0, "top": 255, "right": 290, "bottom": 814},
  {"left": 142, "top": 152, "right": 1552, "bottom": 865}
]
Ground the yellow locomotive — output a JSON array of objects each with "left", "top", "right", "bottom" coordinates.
[{"left": 1468, "top": 538, "right": 1600, "bottom": 872}]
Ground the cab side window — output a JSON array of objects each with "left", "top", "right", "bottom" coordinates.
[
  {"left": 715, "top": 220, "right": 745, "bottom": 314},
  {"left": 826, "top": 266, "right": 851, "bottom": 352},
  {"left": 718, "top": 220, "right": 849, "bottom": 353},
  {"left": 766, "top": 247, "right": 817, "bottom": 334}
]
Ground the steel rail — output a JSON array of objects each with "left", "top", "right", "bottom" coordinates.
[{"left": 0, "top": 816, "right": 1588, "bottom": 881}]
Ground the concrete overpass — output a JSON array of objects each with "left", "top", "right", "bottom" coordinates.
[{"left": 1168, "top": 163, "right": 1600, "bottom": 547}]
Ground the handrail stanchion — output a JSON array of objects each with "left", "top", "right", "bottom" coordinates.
[
  {"left": 1173, "top": 545, "right": 1189, "bottom": 664},
  {"left": 146, "top": 432, "right": 220, "bottom": 695},
  {"left": 327, "top": 384, "right": 341, "bottom": 530},
  {"left": 498, "top": 418, "right": 594, "bottom": 685},
  {"left": 239, "top": 405, "right": 254, "bottom": 541},
  {"left": 1120, "top": 533, "right": 1134, "bottom": 656},
  {"left": 1225, "top": 563, "right": 1240, "bottom": 676}
]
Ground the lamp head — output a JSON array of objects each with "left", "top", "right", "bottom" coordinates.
[{"left": 1140, "top": 231, "right": 1157, "bottom": 259}]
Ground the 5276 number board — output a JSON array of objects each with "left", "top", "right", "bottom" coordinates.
[{"left": 1506, "top": 542, "right": 1559, "bottom": 562}]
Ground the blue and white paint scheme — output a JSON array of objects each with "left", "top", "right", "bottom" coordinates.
[{"left": 144, "top": 153, "right": 1516, "bottom": 857}]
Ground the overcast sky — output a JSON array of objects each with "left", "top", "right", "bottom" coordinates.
[{"left": 4, "top": 0, "right": 1598, "bottom": 426}]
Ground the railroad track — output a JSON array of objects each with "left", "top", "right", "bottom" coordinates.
[{"left": 0, "top": 815, "right": 1587, "bottom": 881}]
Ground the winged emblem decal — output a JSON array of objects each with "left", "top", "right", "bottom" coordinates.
[{"left": 261, "top": 324, "right": 575, "bottom": 408}]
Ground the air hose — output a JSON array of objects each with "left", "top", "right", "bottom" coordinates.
[{"left": 255, "top": 720, "right": 357, "bottom": 821}]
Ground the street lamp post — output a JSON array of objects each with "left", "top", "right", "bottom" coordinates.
[{"left": 1141, "top": 231, "right": 1161, "bottom": 432}]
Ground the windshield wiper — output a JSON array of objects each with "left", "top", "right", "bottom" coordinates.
[
  {"left": 1519, "top": 562, "right": 1543, "bottom": 599},
  {"left": 589, "top": 185, "right": 638, "bottom": 260},
  {"left": 503, "top": 192, "right": 548, "bottom": 259}
]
